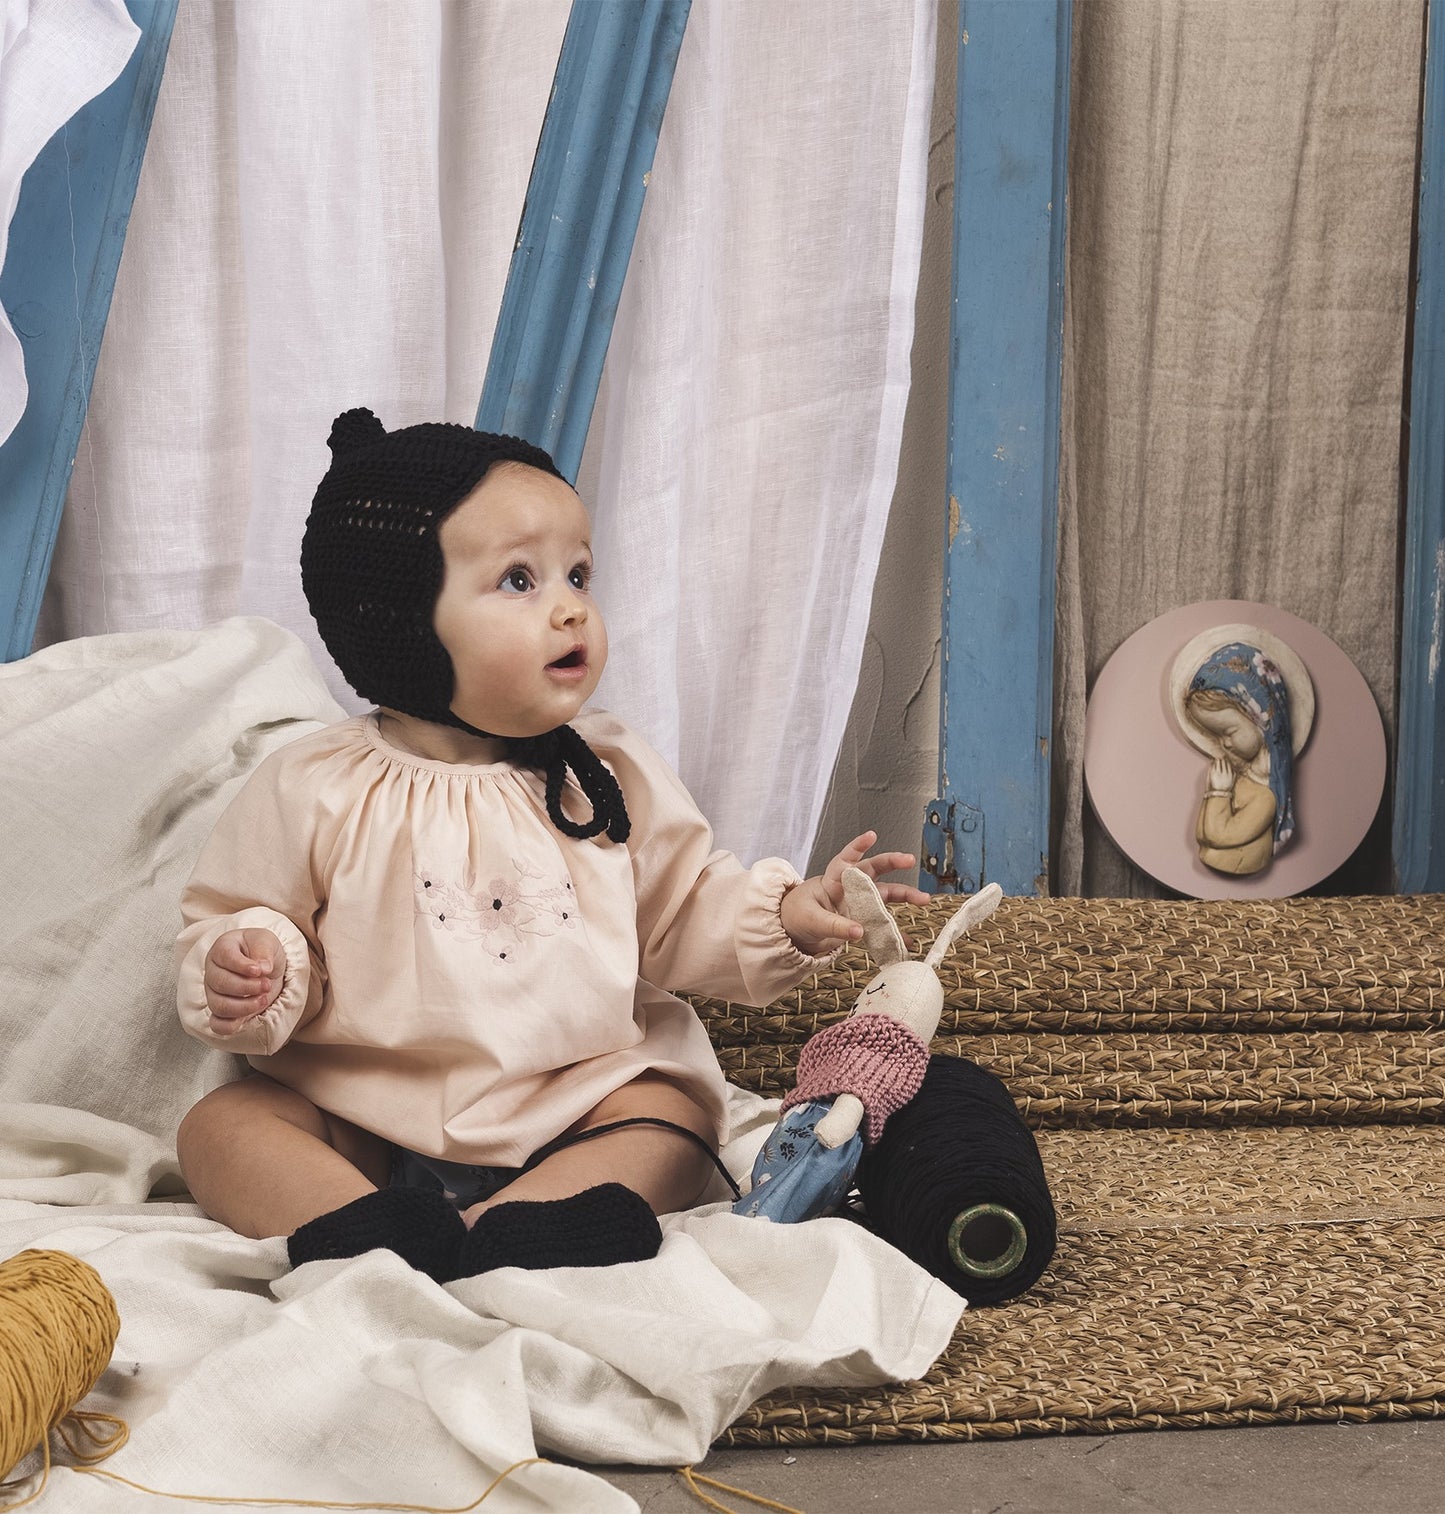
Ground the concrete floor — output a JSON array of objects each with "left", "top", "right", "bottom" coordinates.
[{"left": 600, "top": 1419, "right": 1445, "bottom": 1513}]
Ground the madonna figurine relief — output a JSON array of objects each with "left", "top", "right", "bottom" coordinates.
[{"left": 1168, "top": 625, "right": 1315, "bottom": 877}]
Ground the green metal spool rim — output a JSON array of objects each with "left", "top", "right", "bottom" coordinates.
[{"left": 947, "top": 1203, "right": 1028, "bottom": 1278}]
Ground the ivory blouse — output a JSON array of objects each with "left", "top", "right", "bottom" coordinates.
[{"left": 176, "top": 711, "right": 831, "bottom": 1165}]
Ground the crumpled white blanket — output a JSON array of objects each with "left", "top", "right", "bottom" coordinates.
[
  {"left": 0, "top": 621, "right": 964, "bottom": 1512},
  {"left": 0, "top": 1098, "right": 963, "bottom": 1513}
]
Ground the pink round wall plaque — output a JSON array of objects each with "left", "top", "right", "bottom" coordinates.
[{"left": 1083, "top": 600, "right": 1386, "bottom": 899}]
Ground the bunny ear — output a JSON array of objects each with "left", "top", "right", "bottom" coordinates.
[
  {"left": 841, "top": 866, "right": 909, "bottom": 965},
  {"left": 923, "top": 881, "right": 1004, "bottom": 970}
]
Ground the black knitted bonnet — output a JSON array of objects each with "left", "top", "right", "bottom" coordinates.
[{"left": 301, "top": 407, "right": 629, "bottom": 842}]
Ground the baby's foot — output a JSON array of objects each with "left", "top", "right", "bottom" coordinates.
[
  {"left": 287, "top": 1185, "right": 465, "bottom": 1283},
  {"left": 454, "top": 1182, "right": 661, "bottom": 1277}
]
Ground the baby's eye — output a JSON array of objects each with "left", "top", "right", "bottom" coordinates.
[
  {"left": 569, "top": 563, "right": 593, "bottom": 591},
  {"left": 501, "top": 567, "right": 534, "bottom": 593}
]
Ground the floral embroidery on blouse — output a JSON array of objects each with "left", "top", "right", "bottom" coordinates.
[{"left": 413, "top": 859, "right": 579, "bottom": 961}]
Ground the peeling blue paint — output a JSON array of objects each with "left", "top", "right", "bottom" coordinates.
[
  {"left": 477, "top": 0, "right": 691, "bottom": 483},
  {"left": 0, "top": 0, "right": 176, "bottom": 662},
  {"left": 922, "top": 0, "right": 1071, "bottom": 897},
  {"left": 1395, "top": 0, "right": 1445, "bottom": 892}
]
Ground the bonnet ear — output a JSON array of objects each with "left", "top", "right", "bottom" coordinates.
[
  {"left": 923, "top": 881, "right": 1004, "bottom": 970},
  {"left": 841, "top": 866, "right": 909, "bottom": 966},
  {"left": 327, "top": 407, "right": 387, "bottom": 454}
]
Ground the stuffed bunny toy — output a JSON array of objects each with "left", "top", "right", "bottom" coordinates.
[{"left": 732, "top": 866, "right": 1003, "bottom": 1223}]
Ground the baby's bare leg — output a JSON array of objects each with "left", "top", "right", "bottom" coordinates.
[
  {"left": 177, "top": 1073, "right": 391, "bottom": 1239},
  {"left": 461, "top": 1071, "right": 718, "bottom": 1228}
]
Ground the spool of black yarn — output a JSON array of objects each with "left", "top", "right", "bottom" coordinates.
[{"left": 855, "top": 1055, "right": 1056, "bottom": 1306}]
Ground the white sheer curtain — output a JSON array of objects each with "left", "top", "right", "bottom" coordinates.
[
  {"left": 36, "top": 0, "right": 570, "bottom": 651},
  {"left": 591, "top": 2, "right": 934, "bottom": 868},
  {"left": 35, "top": 0, "right": 935, "bottom": 871}
]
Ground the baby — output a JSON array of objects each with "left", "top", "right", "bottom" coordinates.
[{"left": 175, "top": 408, "right": 928, "bottom": 1283}]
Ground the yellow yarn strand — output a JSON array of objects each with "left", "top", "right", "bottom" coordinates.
[
  {"left": 0, "top": 1249, "right": 122, "bottom": 1510},
  {"left": 71, "top": 1456, "right": 549, "bottom": 1510},
  {"left": 677, "top": 1466, "right": 808, "bottom": 1514},
  {"left": 55, "top": 1411, "right": 129, "bottom": 1464}
]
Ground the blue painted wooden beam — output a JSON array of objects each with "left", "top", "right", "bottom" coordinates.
[
  {"left": 0, "top": 0, "right": 176, "bottom": 663},
  {"left": 476, "top": 0, "right": 691, "bottom": 482},
  {"left": 921, "top": 0, "right": 1072, "bottom": 896},
  {"left": 1394, "top": 0, "right": 1445, "bottom": 893}
]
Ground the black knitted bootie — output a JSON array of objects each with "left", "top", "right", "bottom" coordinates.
[
  {"left": 287, "top": 1185, "right": 466, "bottom": 1283},
  {"left": 454, "top": 1182, "right": 663, "bottom": 1278}
]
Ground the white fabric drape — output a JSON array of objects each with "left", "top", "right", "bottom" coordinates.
[
  {"left": 0, "top": 0, "right": 138, "bottom": 444},
  {"left": 34, "top": 0, "right": 935, "bottom": 872},
  {"left": 590, "top": 2, "right": 935, "bottom": 868},
  {"left": 35, "top": 0, "right": 571, "bottom": 674}
]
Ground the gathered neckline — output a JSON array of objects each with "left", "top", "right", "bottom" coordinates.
[{"left": 359, "top": 713, "right": 518, "bottom": 777}]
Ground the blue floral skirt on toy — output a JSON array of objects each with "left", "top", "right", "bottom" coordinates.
[{"left": 731, "top": 1099, "right": 863, "bottom": 1222}]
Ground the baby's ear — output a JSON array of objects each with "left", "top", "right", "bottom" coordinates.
[{"left": 841, "top": 866, "right": 909, "bottom": 966}]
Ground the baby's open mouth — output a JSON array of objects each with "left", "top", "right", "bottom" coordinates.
[{"left": 548, "top": 648, "right": 586, "bottom": 670}]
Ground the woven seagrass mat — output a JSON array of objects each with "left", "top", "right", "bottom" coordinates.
[{"left": 691, "top": 893, "right": 1445, "bottom": 1444}]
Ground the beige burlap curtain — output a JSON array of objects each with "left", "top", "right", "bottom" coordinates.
[{"left": 1054, "top": 0, "right": 1425, "bottom": 897}]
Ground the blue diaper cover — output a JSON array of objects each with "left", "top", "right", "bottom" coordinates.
[{"left": 389, "top": 1146, "right": 522, "bottom": 1211}]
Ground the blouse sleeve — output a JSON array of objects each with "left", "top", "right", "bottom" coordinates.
[
  {"left": 1198, "top": 781, "right": 1276, "bottom": 847},
  {"left": 174, "top": 740, "right": 333, "bottom": 1056},
  {"left": 579, "top": 713, "right": 838, "bottom": 1007}
]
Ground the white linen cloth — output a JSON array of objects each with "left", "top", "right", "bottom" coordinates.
[
  {"left": 0, "top": 0, "right": 138, "bottom": 444},
  {"left": 33, "top": 0, "right": 936, "bottom": 873},
  {"left": 0, "top": 1096, "right": 962, "bottom": 1513},
  {"left": 0, "top": 616, "right": 342, "bottom": 1140},
  {"left": 0, "top": 620, "right": 965, "bottom": 1511}
]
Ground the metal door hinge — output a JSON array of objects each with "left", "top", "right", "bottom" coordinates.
[{"left": 920, "top": 795, "right": 984, "bottom": 894}]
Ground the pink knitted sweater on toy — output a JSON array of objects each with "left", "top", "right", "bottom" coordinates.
[{"left": 780, "top": 1012, "right": 930, "bottom": 1146}]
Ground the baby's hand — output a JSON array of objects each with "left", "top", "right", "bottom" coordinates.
[
  {"left": 780, "top": 830, "right": 931, "bottom": 956},
  {"left": 204, "top": 928, "right": 284, "bottom": 1032}
]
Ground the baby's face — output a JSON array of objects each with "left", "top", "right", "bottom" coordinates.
[
  {"left": 432, "top": 462, "right": 606, "bottom": 738},
  {"left": 1190, "top": 702, "right": 1263, "bottom": 766}
]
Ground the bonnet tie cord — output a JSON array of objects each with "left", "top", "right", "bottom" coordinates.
[
  {"left": 522, "top": 1117, "right": 742, "bottom": 1202},
  {"left": 508, "top": 724, "right": 631, "bottom": 843}
]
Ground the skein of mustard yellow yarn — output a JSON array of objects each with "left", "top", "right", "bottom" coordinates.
[{"left": 0, "top": 1249, "right": 126, "bottom": 1508}]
